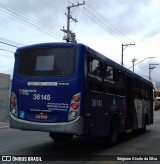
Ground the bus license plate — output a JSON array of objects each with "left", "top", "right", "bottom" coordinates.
[{"left": 36, "top": 114, "right": 48, "bottom": 119}]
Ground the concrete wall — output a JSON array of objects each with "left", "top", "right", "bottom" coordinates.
[{"left": 0, "top": 73, "right": 10, "bottom": 122}]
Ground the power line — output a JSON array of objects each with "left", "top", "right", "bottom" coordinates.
[
  {"left": 0, "top": 9, "right": 61, "bottom": 41},
  {"left": 0, "top": 2, "right": 62, "bottom": 36},
  {"left": 0, "top": 48, "right": 15, "bottom": 53},
  {"left": 0, "top": 2, "right": 62, "bottom": 41},
  {"left": 79, "top": 7, "right": 125, "bottom": 42},
  {"left": 74, "top": 0, "right": 134, "bottom": 43},
  {"left": 0, "top": 39, "right": 16, "bottom": 59},
  {"left": 0, "top": 38, "right": 19, "bottom": 61},
  {"left": 1, "top": 1, "right": 135, "bottom": 44},
  {"left": 0, "top": 41, "right": 18, "bottom": 48},
  {"left": 0, "top": 37, "right": 24, "bottom": 47},
  {"left": 0, "top": 39, "right": 16, "bottom": 60},
  {"left": 85, "top": 1, "right": 134, "bottom": 43}
]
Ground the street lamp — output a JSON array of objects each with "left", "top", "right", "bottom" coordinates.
[
  {"left": 132, "top": 58, "right": 137, "bottom": 72},
  {"left": 149, "top": 63, "right": 159, "bottom": 81},
  {"left": 128, "top": 57, "right": 155, "bottom": 71}
]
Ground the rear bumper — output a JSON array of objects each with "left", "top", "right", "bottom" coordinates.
[{"left": 10, "top": 113, "right": 83, "bottom": 135}]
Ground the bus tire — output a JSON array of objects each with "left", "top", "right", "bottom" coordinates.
[
  {"left": 108, "top": 117, "right": 119, "bottom": 146},
  {"left": 49, "top": 133, "right": 73, "bottom": 143}
]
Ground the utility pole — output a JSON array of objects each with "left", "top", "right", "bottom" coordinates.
[
  {"left": 121, "top": 43, "right": 135, "bottom": 66},
  {"left": 149, "top": 63, "right": 159, "bottom": 81},
  {"left": 61, "top": 1, "right": 85, "bottom": 43},
  {"left": 131, "top": 58, "right": 137, "bottom": 72}
]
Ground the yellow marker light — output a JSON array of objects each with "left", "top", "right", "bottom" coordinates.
[
  {"left": 11, "top": 95, "right": 16, "bottom": 101},
  {"left": 72, "top": 96, "right": 79, "bottom": 102}
]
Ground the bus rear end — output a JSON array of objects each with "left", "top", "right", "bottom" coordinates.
[{"left": 10, "top": 43, "right": 85, "bottom": 142}]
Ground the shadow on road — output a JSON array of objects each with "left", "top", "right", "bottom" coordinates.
[{"left": 21, "top": 129, "right": 152, "bottom": 157}]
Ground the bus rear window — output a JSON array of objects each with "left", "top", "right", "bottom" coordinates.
[{"left": 18, "top": 47, "right": 75, "bottom": 76}]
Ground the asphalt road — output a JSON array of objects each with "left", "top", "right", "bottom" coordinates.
[{"left": 0, "top": 111, "right": 160, "bottom": 163}]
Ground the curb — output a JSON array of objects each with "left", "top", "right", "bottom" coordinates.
[
  {"left": 0, "top": 126, "right": 9, "bottom": 129},
  {"left": 0, "top": 122, "right": 9, "bottom": 130}
]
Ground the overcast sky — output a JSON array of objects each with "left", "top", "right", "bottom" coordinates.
[{"left": 0, "top": 0, "right": 160, "bottom": 82}]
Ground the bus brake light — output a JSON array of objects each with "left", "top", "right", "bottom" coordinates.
[
  {"left": 11, "top": 101, "right": 16, "bottom": 107},
  {"left": 71, "top": 103, "right": 78, "bottom": 110}
]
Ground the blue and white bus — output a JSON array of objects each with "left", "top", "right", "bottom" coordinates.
[{"left": 10, "top": 43, "right": 153, "bottom": 145}]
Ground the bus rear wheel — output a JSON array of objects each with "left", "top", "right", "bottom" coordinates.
[
  {"left": 49, "top": 133, "right": 73, "bottom": 143},
  {"left": 108, "top": 118, "right": 119, "bottom": 146}
]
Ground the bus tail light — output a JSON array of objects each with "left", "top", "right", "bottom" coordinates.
[
  {"left": 11, "top": 92, "right": 18, "bottom": 117},
  {"left": 11, "top": 95, "right": 16, "bottom": 101},
  {"left": 72, "top": 96, "right": 79, "bottom": 102},
  {"left": 68, "top": 93, "right": 80, "bottom": 121},
  {"left": 71, "top": 103, "right": 78, "bottom": 110},
  {"left": 11, "top": 101, "right": 16, "bottom": 108}
]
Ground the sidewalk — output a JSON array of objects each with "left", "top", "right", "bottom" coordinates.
[{"left": 0, "top": 121, "right": 9, "bottom": 129}]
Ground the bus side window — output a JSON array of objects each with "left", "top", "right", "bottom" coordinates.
[
  {"left": 116, "top": 71, "right": 125, "bottom": 96},
  {"left": 88, "top": 58, "right": 101, "bottom": 77},
  {"left": 141, "top": 90, "right": 146, "bottom": 100},
  {"left": 104, "top": 64, "right": 115, "bottom": 94},
  {"left": 87, "top": 56, "right": 103, "bottom": 92},
  {"left": 134, "top": 88, "right": 140, "bottom": 99},
  {"left": 104, "top": 65, "right": 114, "bottom": 81},
  {"left": 134, "top": 79, "right": 140, "bottom": 99}
]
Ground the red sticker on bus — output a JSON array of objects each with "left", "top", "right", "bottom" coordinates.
[{"left": 36, "top": 114, "right": 48, "bottom": 119}]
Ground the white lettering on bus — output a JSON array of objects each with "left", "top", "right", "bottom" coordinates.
[
  {"left": 33, "top": 94, "right": 51, "bottom": 101},
  {"left": 92, "top": 99, "right": 103, "bottom": 107}
]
